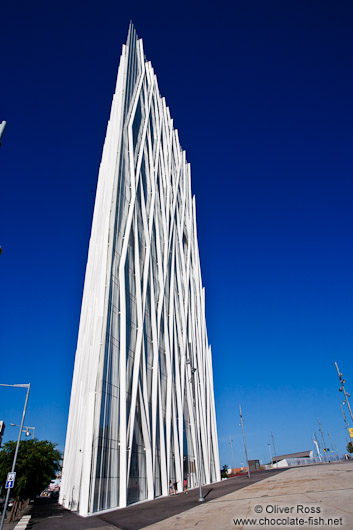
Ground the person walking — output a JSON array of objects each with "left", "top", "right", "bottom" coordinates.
[
  {"left": 183, "top": 477, "right": 188, "bottom": 494},
  {"left": 169, "top": 480, "right": 173, "bottom": 495}
]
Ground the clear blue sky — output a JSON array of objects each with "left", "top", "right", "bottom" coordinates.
[{"left": 1, "top": 0, "right": 352, "bottom": 467}]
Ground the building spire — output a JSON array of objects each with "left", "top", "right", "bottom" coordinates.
[{"left": 126, "top": 20, "right": 138, "bottom": 47}]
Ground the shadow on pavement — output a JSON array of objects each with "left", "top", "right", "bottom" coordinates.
[
  {"left": 29, "top": 470, "right": 286, "bottom": 530},
  {"left": 203, "top": 488, "right": 213, "bottom": 499},
  {"left": 99, "top": 470, "right": 285, "bottom": 530}
]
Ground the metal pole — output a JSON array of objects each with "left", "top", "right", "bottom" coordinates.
[
  {"left": 195, "top": 421, "right": 204, "bottom": 502},
  {"left": 335, "top": 362, "right": 353, "bottom": 423},
  {"left": 340, "top": 404, "right": 350, "bottom": 442},
  {"left": 327, "top": 431, "right": 337, "bottom": 457},
  {"left": 229, "top": 434, "right": 235, "bottom": 470},
  {"left": 317, "top": 419, "right": 328, "bottom": 462},
  {"left": 239, "top": 404, "right": 250, "bottom": 479},
  {"left": 187, "top": 361, "right": 204, "bottom": 501},
  {"left": 0, "top": 384, "right": 30, "bottom": 530},
  {"left": 271, "top": 431, "right": 277, "bottom": 458},
  {"left": 267, "top": 443, "right": 272, "bottom": 465}
]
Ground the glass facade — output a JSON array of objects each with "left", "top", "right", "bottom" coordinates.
[{"left": 60, "top": 24, "right": 220, "bottom": 515}]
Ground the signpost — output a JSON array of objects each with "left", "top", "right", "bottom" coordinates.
[
  {"left": 0, "top": 384, "right": 30, "bottom": 530},
  {"left": 5, "top": 472, "right": 16, "bottom": 489}
]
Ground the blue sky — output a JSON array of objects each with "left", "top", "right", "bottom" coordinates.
[{"left": 1, "top": 0, "right": 353, "bottom": 467}]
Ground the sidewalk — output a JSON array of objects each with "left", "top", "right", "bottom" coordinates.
[
  {"left": 143, "top": 461, "right": 353, "bottom": 530},
  {"left": 6, "top": 462, "right": 353, "bottom": 529},
  {"left": 98, "top": 469, "right": 285, "bottom": 530},
  {"left": 24, "top": 469, "right": 285, "bottom": 529},
  {"left": 2, "top": 503, "right": 31, "bottom": 530}
]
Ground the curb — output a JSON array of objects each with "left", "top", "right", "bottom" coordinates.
[{"left": 14, "top": 516, "right": 31, "bottom": 529}]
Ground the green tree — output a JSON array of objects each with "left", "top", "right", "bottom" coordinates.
[
  {"left": 0, "top": 439, "right": 61, "bottom": 500},
  {"left": 221, "top": 464, "right": 229, "bottom": 478},
  {"left": 347, "top": 442, "right": 353, "bottom": 454}
]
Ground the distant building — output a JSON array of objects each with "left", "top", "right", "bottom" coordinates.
[
  {"left": 49, "top": 479, "right": 61, "bottom": 492},
  {"left": 248, "top": 459, "right": 261, "bottom": 472},
  {"left": 272, "top": 450, "right": 313, "bottom": 464},
  {"left": 227, "top": 466, "right": 248, "bottom": 476}
]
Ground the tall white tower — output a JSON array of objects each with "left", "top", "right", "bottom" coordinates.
[{"left": 60, "top": 24, "right": 220, "bottom": 515}]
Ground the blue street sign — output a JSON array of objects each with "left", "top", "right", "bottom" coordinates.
[{"left": 5, "top": 472, "right": 16, "bottom": 489}]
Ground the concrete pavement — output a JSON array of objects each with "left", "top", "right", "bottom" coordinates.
[
  {"left": 143, "top": 461, "right": 353, "bottom": 530},
  {"left": 98, "top": 469, "right": 285, "bottom": 530},
  {"left": 23, "top": 470, "right": 285, "bottom": 530},
  {"left": 7, "top": 462, "right": 353, "bottom": 529}
]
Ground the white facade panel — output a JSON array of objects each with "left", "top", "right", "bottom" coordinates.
[{"left": 60, "top": 24, "right": 220, "bottom": 515}]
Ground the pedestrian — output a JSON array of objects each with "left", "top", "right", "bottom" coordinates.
[
  {"left": 173, "top": 480, "right": 178, "bottom": 494},
  {"left": 169, "top": 480, "right": 173, "bottom": 495},
  {"left": 183, "top": 477, "right": 188, "bottom": 493}
]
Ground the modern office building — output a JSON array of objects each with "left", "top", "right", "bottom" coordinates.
[{"left": 60, "top": 24, "right": 220, "bottom": 515}]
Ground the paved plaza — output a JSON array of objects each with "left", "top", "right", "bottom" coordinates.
[
  {"left": 143, "top": 461, "right": 353, "bottom": 530},
  {"left": 4, "top": 461, "right": 353, "bottom": 529}
]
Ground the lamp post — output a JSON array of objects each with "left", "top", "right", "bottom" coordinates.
[
  {"left": 317, "top": 418, "right": 328, "bottom": 462},
  {"left": 271, "top": 431, "right": 277, "bottom": 458},
  {"left": 267, "top": 443, "right": 273, "bottom": 465},
  {"left": 239, "top": 404, "right": 250, "bottom": 479},
  {"left": 229, "top": 434, "right": 235, "bottom": 470},
  {"left": 186, "top": 359, "right": 204, "bottom": 502},
  {"left": 335, "top": 362, "right": 353, "bottom": 423},
  {"left": 0, "top": 384, "right": 30, "bottom": 530},
  {"left": 340, "top": 404, "right": 350, "bottom": 443},
  {"left": 9, "top": 424, "right": 35, "bottom": 440},
  {"left": 327, "top": 431, "right": 337, "bottom": 458}
]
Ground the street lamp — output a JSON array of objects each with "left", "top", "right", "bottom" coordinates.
[
  {"left": 340, "top": 404, "right": 350, "bottom": 442},
  {"left": 186, "top": 359, "right": 204, "bottom": 502},
  {"left": 0, "top": 383, "right": 30, "bottom": 530},
  {"left": 271, "top": 431, "right": 277, "bottom": 458},
  {"left": 326, "top": 431, "right": 337, "bottom": 457},
  {"left": 229, "top": 434, "right": 235, "bottom": 470},
  {"left": 9, "top": 424, "right": 35, "bottom": 440},
  {"left": 317, "top": 418, "right": 328, "bottom": 462},
  {"left": 239, "top": 404, "right": 250, "bottom": 479},
  {"left": 335, "top": 362, "right": 353, "bottom": 423},
  {"left": 267, "top": 443, "right": 273, "bottom": 465}
]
